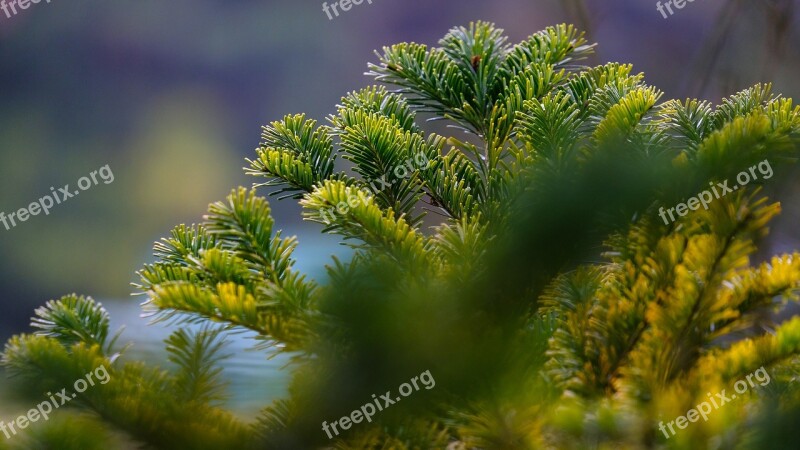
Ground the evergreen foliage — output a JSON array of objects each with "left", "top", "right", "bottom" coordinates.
[{"left": 4, "top": 22, "right": 800, "bottom": 449}]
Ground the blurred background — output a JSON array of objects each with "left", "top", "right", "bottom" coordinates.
[{"left": 1, "top": 0, "right": 799, "bottom": 415}]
